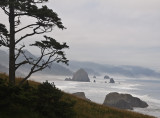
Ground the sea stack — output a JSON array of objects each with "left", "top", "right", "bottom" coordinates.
[
  {"left": 109, "top": 78, "right": 115, "bottom": 83},
  {"left": 104, "top": 75, "right": 110, "bottom": 79},
  {"left": 72, "top": 69, "right": 90, "bottom": 82}
]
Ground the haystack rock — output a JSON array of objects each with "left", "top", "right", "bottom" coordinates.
[
  {"left": 104, "top": 75, "right": 110, "bottom": 79},
  {"left": 72, "top": 69, "right": 90, "bottom": 82},
  {"left": 103, "top": 92, "right": 148, "bottom": 110}
]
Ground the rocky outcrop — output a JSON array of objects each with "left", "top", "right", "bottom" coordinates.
[
  {"left": 103, "top": 92, "right": 148, "bottom": 110},
  {"left": 109, "top": 78, "right": 115, "bottom": 83},
  {"left": 72, "top": 92, "right": 91, "bottom": 101},
  {"left": 104, "top": 75, "right": 110, "bottom": 79},
  {"left": 72, "top": 69, "right": 90, "bottom": 82},
  {"left": 65, "top": 77, "right": 72, "bottom": 81},
  {"left": 65, "top": 69, "right": 90, "bottom": 82}
]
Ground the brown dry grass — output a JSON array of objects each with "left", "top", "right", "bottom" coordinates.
[
  {"left": 62, "top": 93, "right": 155, "bottom": 118},
  {"left": 0, "top": 72, "right": 40, "bottom": 87}
]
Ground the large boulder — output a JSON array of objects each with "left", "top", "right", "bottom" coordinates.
[
  {"left": 72, "top": 69, "right": 90, "bottom": 82},
  {"left": 72, "top": 92, "right": 91, "bottom": 101},
  {"left": 103, "top": 92, "right": 148, "bottom": 110}
]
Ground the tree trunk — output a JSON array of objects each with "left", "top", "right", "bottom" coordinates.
[{"left": 9, "top": 1, "right": 15, "bottom": 85}]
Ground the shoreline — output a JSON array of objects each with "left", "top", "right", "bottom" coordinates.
[{"left": 30, "top": 75, "right": 160, "bottom": 118}]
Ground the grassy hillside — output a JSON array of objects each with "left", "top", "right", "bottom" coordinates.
[
  {"left": 0, "top": 73, "right": 155, "bottom": 118},
  {"left": 63, "top": 93, "right": 154, "bottom": 118}
]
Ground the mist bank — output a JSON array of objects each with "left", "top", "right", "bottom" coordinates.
[
  {"left": 0, "top": 49, "right": 160, "bottom": 78},
  {"left": 66, "top": 61, "right": 160, "bottom": 78}
]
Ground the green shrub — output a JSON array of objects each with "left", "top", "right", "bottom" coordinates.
[{"left": 0, "top": 78, "right": 75, "bottom": 118}]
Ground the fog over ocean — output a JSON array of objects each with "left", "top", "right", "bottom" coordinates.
[{"left": 31, "top": 75, "right": 160, "bottom": 118}]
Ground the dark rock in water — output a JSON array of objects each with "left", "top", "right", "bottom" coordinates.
[
  {"left": 109, "top": 78, "right": 115, "bottom": 83},
  {"left": 72, "top": 69, "right": 90, "bottom": 82},
  {"left": 73, "top": 92, "right": 91, "bottom": 101},
  {"left": 103, "top": 92, "right": 148, "bottom": 110},
  {"left": 104, "top": 75, "right": 110, "bottom": 79},
  {"left": 65, "top": 77, "right": 72, "bottom": 81}
]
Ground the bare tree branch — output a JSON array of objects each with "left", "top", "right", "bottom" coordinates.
[
  {"left": 15, "top": 44, "right": 25, "bottom": 61},
  {"left": 15, "top": 25, "right": 52, "bottom": 44},
  {"left": 15, "top": 24, "right": 38, "bottom": 33},
  {"left": 17, "top": 45, "right": 64, "bottom": 85},
  {"left": 0, "top": 7, "right": 9, "bottom": 15},
  {"left": 15, "top": 61, "right": 28, "bottom": 70}
]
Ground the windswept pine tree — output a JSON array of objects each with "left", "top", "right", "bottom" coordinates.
[{"left": 0, "top": 0, "right": 69, "bottom": 85}]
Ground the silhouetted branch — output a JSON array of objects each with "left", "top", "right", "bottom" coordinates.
[
  {"left": 15, "top": 44, "right": 25, "bottom": 61},
  {"left": 15, "top": 61, "right": 28, "bottom": 70},
  {"left": 15, "top": 24, "right": 38, "bottom": 33},
  {"left": 15, "top": 25, "right": 52, "bottom": 44},
  {"left": 0, "top": 7, "right": 9, "bottom": 15}
]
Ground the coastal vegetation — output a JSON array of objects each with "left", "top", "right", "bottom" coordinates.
[
  {"left": 0, "top": 73, "right": 155, "bottom": 118},
  {"left": 0, "top": 1, "right": 158, "bottom": 118},
  {"left": 0, "top": 0, "right": 68, "bottom": 85},
  {"left": 0, "top": 73, "right": 75, "bottom": 118}
]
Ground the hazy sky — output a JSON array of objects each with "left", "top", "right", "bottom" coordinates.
[
  {"left": 47, "top": 0, "right": 160, "bottom": 69},
  {"left": 1, "top": 0, "right": 160, "bottom": 70}
]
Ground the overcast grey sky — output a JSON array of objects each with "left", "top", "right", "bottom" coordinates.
[
  {"left": 1, "top": 0, "right": 160, "bottom": 70},
  {"left": 46, "top": 0, "right": 160, "bottom": 70}
]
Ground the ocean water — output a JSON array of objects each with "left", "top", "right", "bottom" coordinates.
[{"left": 31, "top": 75, "right": 160, "bottom": 118}]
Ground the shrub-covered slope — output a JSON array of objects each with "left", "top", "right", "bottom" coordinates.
[{"left": 0, "top": 73, "right": 155, "bottom": 118}]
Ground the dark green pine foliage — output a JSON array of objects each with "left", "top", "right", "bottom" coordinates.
[
  {"left": 0, "top": 78, "right": 76, "bottom": 118},
  {"left": 0, "top": 0, "right": 69, "bottom": 85}
]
